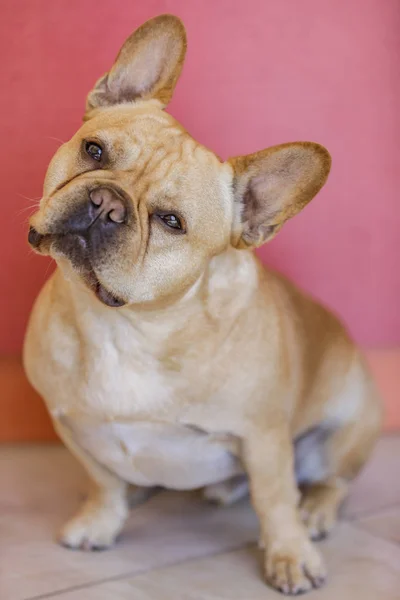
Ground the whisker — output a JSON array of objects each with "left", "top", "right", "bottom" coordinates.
[
  {"left": 46, "top": 136, "right": 65, "bottom": 146},
  {"left": 44, "top": 260, "right": 54, "bottom": 279},
  {"left": 16, "top": 204, "right": 40, "bottom": 217},
  {"left": 16, "top": 193, "right": 41, "bottom": 202}
]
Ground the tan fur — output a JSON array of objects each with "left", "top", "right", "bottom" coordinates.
[{"left": 24, "top": 15, "right": 382, "bottom": 595}]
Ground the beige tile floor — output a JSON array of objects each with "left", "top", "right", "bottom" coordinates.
[{"left": 0, "top": 436, "right": 399, "bottom": 600}]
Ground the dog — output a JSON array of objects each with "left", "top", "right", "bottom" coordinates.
[{"left": 24, "top": 14, "right": 382, "bottom": 595}]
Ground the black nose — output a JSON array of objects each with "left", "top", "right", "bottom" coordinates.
[
  {"left": 58, "top": 187, "right": 129, "bottom": 235},
  {"left": 28, "top": 227, "right": 44, "bottom": 248},
  {"left": 90, "top": 188, "right": 127, "bottom": 224}
]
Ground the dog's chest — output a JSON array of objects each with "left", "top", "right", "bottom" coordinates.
[
  {"left": 26, "top": 275, "right": 245, "bottom": 489},
  {"left": 60, "top": 416, "right": 242, "bottom": 489},
  {"left": 37, "top": 299, "right": 218, "bottom": 420}
]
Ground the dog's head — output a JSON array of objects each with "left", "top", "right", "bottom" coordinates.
[{"left": 29, "top": 15, "right": 331, "bottom": 308}]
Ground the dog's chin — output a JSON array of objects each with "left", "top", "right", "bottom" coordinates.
[
  {"left": 56, "top": 255, "right": 126, "bottom": 308},
  {"left": 92, "top": 279, "right": 126, "bottom": 308},
  {"left": 76, "top": 267, "right": 125, "bottom": 308}
]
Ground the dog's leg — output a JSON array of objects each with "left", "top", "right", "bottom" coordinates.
[
  {"left": 244, "top": 424, "right": 326, "bottom": 595},
  {"left": 299, "top": 478, "right": 347, "bottom": 541},
  {"left": 299, "top": 418, "right": 377, "bottom": 541},
  {"left": 54, "top": 419, "right": 129, "bottom": 551},
  {"left": 298, "top": 361, "right": 382, "bottom": 541},
  {"left": 203, "top": 475, "right": 249, "bottom": 506},
  {"left": 295, "top": 425, "right": 347, "bottom": 540},
  {"left": 300, "top": 390, "right": 381, "bottom": 540}
]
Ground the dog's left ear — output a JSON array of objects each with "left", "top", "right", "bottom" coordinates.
[
  {"left": 229, "top": 142, "right": 331, "bottom": 248},
  {"left": 86, "top": 14, "right": 187, "bottom": 114}
]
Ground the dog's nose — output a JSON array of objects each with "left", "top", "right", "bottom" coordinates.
[
  {"left": 28, "top": 227, "right": 44, "bottom": 248},
  {"left": 90, "top": 188, "right": 127, "bottom": 224}
]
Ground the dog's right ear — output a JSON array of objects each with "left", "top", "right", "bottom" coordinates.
[{"left": 85, "top": 15, "right": 187, "bottom": 115}]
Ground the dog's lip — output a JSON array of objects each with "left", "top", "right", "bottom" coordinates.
[
  {"left": 28, "top": 226, "right": 44, "bottom": 248},
  {"left": 28, "top": 227, "right": 53, "bottom": 253},
  {"left": 93, "top": 280, "right": 126, "bottom": 307},
  {"left": 74, "top": 262, "right": 126, "bottom": 308},
  {"left": 77, "top": 265, "right": 126, "bottom": 308}
]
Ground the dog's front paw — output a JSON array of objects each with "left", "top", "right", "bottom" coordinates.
[
  {"left": 265, "top": 538, "right": 326, "bottom": 595},
  {"left": 58, "top": 507, "right": 127, "bottom": 551}
]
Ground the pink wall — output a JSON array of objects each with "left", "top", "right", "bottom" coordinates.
[{"left": 1, "top": 0, "right": 399, "bottom": 353}]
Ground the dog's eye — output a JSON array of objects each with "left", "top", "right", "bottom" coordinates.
[
  {"left": 158, "top": 213, "right": 184, "bottom": 232},
  {"left": 85, "top": 142, "right": 103, "bottom": 162}
]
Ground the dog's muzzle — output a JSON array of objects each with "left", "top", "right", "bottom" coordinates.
[
  {"left": 28, "top": 187, "right": 129, "bottom": 307},
  {"left": 29, "top": 187, "right": 127, "bottom": 242}
]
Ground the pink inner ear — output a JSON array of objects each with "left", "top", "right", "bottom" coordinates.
[
  {"left": 111, "top": 37, "right": 168, "bottom": 97},
  {"left": 107, "top": 25, "right": 184, "bottom": 104},
  {"left": 86, "top": 17, "right": 187, "bottom": 111},
  {"left": 250, "top": 172, "right": 289, "bottom": 219}
]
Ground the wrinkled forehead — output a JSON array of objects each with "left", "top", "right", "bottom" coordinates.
[
  {"left": 81, "top": 103, "right": 184, "bottom": 158},
  {"left": 44, "top": 104, "right": 226, "bottom": 200}
]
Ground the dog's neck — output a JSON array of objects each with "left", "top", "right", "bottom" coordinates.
[{"left": 57, "top": 247, "right": 260, "bottom": 342}]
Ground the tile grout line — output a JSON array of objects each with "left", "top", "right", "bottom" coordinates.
[
  {"left": 18, "top": 509, "right": 400, "bottom": 600},
  {"left": 23, "top": 542, "right": 254, "bottom": 600},
  {"left": 26, "top": 516, "right": 400, "bottom": 600},
  {"left": 18, "top": 502, "right": 400, "bottom": 600}
]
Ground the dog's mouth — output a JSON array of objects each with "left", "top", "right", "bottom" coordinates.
[
  {"left": 82, "top": 266, "right": 126, "bottom": 308},
  {"left": 28, "top": 228, "right": 126, "bottom": 308}
]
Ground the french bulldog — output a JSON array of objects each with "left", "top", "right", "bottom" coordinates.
[{"left": 24, "top": 15, "right": 382, "bottom": 595}]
